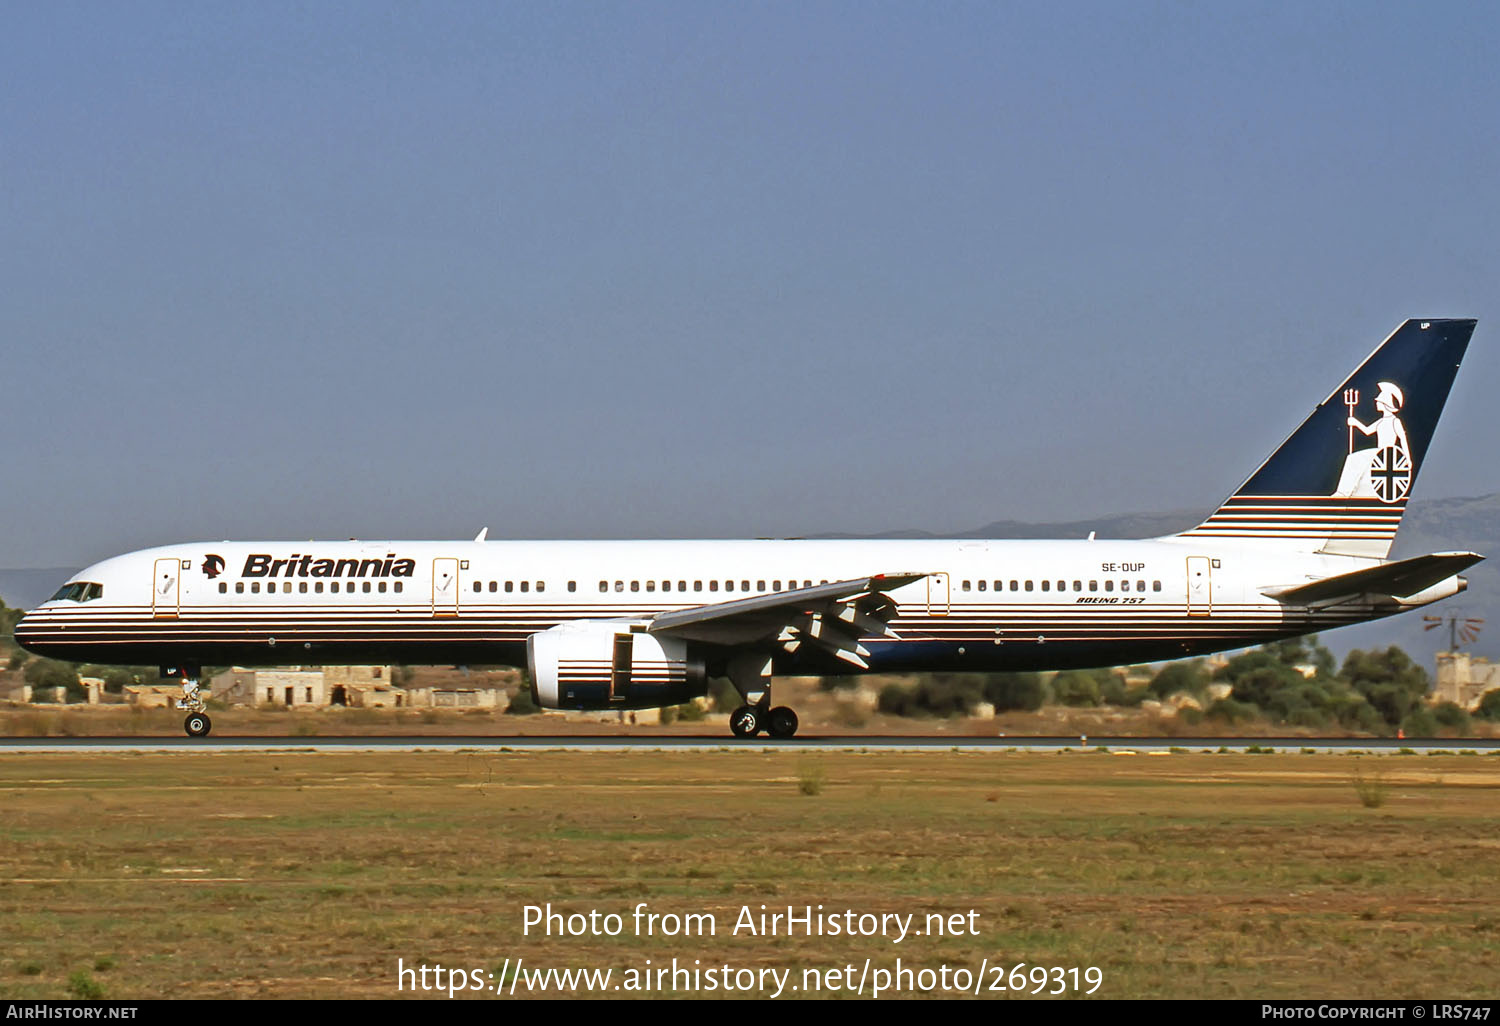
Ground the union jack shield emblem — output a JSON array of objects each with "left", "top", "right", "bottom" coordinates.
[{"left": 1369, "top": 446, "right": 1411, "bottom": 503}]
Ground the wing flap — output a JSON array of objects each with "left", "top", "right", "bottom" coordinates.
[
  {"left": 648, "top": 573, "right": 926, "bottom": 649},
  {"left": 1263, "top": 551, "right": 1483, "bottom": 605}
]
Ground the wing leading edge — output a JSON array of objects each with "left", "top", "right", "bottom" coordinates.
[{"left": 647, "top": 573, "right": 928, "bottom": 668}]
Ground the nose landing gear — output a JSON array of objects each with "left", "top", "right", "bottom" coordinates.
[{"left": 167, "top": 666, "right": 212, "bottom": 737}]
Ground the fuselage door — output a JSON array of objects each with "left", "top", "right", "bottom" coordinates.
[
  {"left": 1186, "top": 556, "right": 1212, "bottom": 617},
  {"left": 431, "top": 557, "right": 460, "bottom": 617},
  {"left": 611, "top": 633, "right": 632, "bottom": 703},
  {"left": 928, "top": 572, "right": 950, "bottom": 616},
  {"left": 152, "top": 558, "right": 180, "bottom": 619}
]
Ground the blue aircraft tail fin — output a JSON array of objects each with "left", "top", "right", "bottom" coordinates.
[{"left": 1176, "top": 318, "right": 1476, "bottom": 558}]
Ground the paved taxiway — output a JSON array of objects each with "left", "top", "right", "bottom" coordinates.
[{"left": 2, "top": 735, "right": 1496, "bottom": 754}]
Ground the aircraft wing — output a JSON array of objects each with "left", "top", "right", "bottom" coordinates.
[
  {"left": 647, "top": 573, "right": 928, "bottom": 668},
  {"left": 1263, "top": 551, "right": 1484, "bottom": 605}
]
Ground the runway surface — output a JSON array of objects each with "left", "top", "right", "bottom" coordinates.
[{"left": 2, "top": 734, "right": 1497, "bottom": 754}]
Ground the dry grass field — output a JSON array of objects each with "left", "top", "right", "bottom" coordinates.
[{"left": 1, "top": 749, "right": 1497, "bottom": 1000}]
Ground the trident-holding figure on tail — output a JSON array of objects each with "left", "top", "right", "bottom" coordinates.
[{"left": 1335, "top": 380, "right": 1411, "bottom": 501}]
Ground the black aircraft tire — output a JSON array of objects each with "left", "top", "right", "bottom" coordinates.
[
  {"left": 184, "top": 712, "right": 212, "bottom": 738},
  {"left": 729, "top": 705, "right": 760, "bottom": 738},
  {"left": 767, "top": 706, "right": 799, "bottom": 739}
]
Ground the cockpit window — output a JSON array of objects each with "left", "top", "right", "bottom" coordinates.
[{"left": 49, "top": 581, "right": 103, "bottom": 603}]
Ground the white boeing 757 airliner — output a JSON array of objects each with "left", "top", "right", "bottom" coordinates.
[{"left": 17, "top": 319, "right": 1481, "bottom": 738}]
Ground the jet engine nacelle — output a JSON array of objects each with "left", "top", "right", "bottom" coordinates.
[{"left": 527, "top": 620, "right": 707, "bottom": 710}]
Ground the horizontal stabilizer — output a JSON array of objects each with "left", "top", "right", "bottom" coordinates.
[{"left": 1263, "top": 551, "right": 1483, "bottom": 605}]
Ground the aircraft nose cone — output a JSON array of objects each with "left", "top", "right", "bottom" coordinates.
[{"left": 13, "top": 611, "right": 43, "bottom": 653}]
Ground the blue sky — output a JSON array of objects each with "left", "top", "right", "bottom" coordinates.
[{"left": 3, "top": 2, "right": 1497, "bottom": 566}]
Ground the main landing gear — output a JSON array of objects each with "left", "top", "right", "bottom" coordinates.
[
  {"left": 725, "top": 653, "right": 799, "bottom": 739},
  {"left": 730, "top": 703, "right": 799, "bottom": 739},
  {"left": 167, "top": 666, "right": 212, "bottom": 737}
]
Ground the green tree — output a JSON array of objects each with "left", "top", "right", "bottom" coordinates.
[
  {"left": 1400, "top": 707, "right": 1441, "bottom": 738},
  {"left": 1205, "top": 698, "right": 1259, "bottom": 724},
  {"left": 1431, "top": 701, "right": 1471, "bottom": 732},
  {"left": 507, "top": 671, "right": 539, "bottom": 715},
  {"left": 877, "top": 675, "right": 991, "bottom": 718},
  {"left": 1475, "top": 689, "right": 1500, "bottom": 722},
  {"left": 1149, "top": 660, "right": 1209, "bottom": 699},
  {"left": 1051, "top": 669, "right": 1103, "bottom": 707},
  {"left": 0, "top": 598, "right": 25, "bottom": 667},
  {"left": 983, "top": 672, "right": 1045, "bottom": 713},
  {"left": 24, "top": 657, "right": 81, "bottom": 699},
  {"left": 1341, "top": 646, "right": 1430, "bottom": 728}
]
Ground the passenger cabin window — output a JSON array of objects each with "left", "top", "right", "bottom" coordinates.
[
  {"left": 1153, "top": 580, "right": 1162, "bottom": 592},
  {"left": 1040, "top": 580, "right": 1049, "bottom": 592},
  {"left": 600, "top": 581, "right": 608, "bottom": 593},
  {"left": 218, "top": 582, "right": 227, "bottom": 594},
  {"left": 394, "top": 582, "right": 402, "bottom": 593},
  {"left": 489, "top": 581, "right": 498, "bottom": 592},
  {"left": 977, "top": 580, "right": 986, "bottom": 591},
  {"left": 1024, "top": 580, "right": 1033, "bottom": 591},
  {"left": 568, "top": 581, "right": 576, "bottom": 592},
  {"left": 506, "top": 581, "right": 514, "bottom": 593},
  {"left": 1105, "top": 580, "right": 1114, "bottom": 592},
  {"left": 520, "top": 581, "right": 529, "bottom": 593},
  {"left": 962, "top": 580, "right": 971, "bottom": 592}
]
